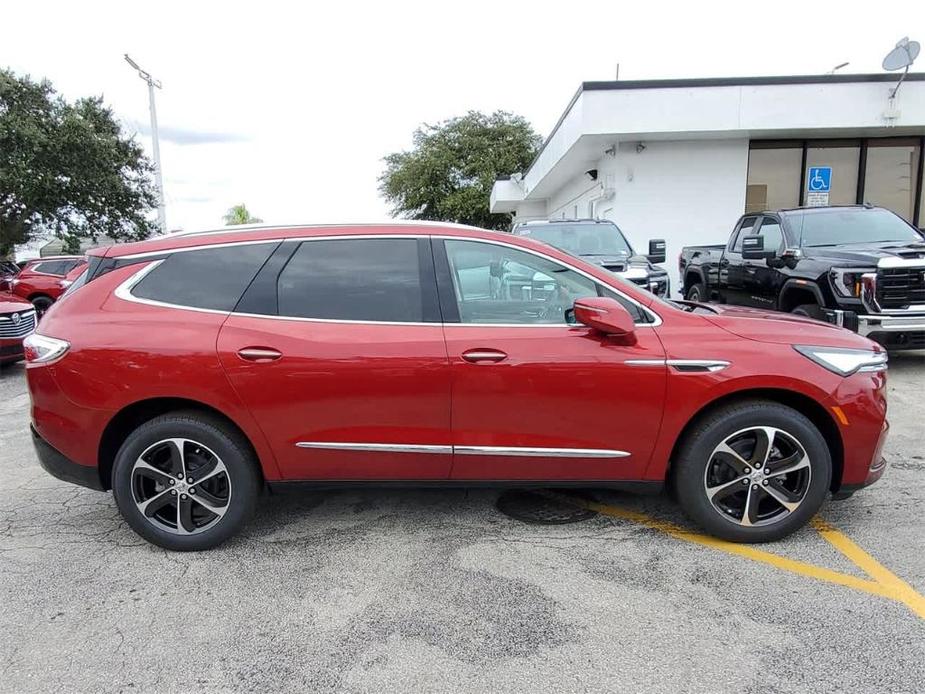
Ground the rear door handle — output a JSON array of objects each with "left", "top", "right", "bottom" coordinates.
[
  {"left": 237, "top": 347, "right": 282, "bottom": 363},
  {"left": 461, "top": 349, "right": 507, "bottom": 364}
]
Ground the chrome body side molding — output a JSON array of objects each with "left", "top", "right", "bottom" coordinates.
[
  {"left": 296, "top": 442, "right": 631, "bottom": 459},
  {"left": 624, "top": 358, "right": 730, "bottom": 373}
]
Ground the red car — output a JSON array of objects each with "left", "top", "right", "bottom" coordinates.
[
  {"left": 0, "top": 295, "right": 37, "bottom": 365},
  {"left": 9, "top": 256, "right": 87, "bottom": 316},
  {"left": 25, "top": 223, "right": 889, "bottom": 550},
  {"left": 0, "top": 260, "right": 21, "bottom": 292}
]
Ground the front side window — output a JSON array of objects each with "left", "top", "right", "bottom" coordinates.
[
  {"left": 277, "top": 238, "right": 424, "bottom": 322},
  {"left": 757, "top": 218, "right": 784, "bottom": 252},
  {"left": 444, "top": 239, "right": 643, "bottom": 324},
  {"left": 731, "top": 218, "right": 757, "bottom": 252},
  {"left": 131, "top": 243, "right": 277, "bottom": 311}
]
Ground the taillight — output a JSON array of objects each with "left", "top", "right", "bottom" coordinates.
[{"left": 23, "top": 334, "right": 70, "bottom": 365}]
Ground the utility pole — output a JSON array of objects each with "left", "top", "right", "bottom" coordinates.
[{"left": 124, "top": 54, "right": 166, "bottom": 233}]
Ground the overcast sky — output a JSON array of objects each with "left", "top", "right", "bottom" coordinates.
[{"left": 3, "top": 0, "right": 923, "bottom": 232}]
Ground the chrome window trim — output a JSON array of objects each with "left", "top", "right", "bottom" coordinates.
[
  {"left": 295, "top": 442, "right": 630, "bottom": 459},
  {"left": 113, "top": 234, "right": 662, "bottom": 327}
]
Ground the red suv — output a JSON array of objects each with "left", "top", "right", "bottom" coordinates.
[
  {"left": 9, "top": 256, "right": 87, "bottom": 316},
  {"left": 25, "top": 224, "right": 889, "bottom": 550}
]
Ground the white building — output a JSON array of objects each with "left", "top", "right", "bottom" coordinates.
[{"left": 491, "top": 74, "right": 925, "bottom": 292}]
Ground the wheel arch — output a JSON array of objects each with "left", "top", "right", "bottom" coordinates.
[
  {"left": 27, "top": 292, "right": 54, "bottom": 303},
  {"left": 97, "top": 397, "right": 264, "bottom": 491},
  {"left": 778, "top": 280, "right": 825, "bottom": 313},
  {"left": 666, "top": 388, "right": 844, "bottom": 492},
  {"left": 682, "top": 267, "right": 705, "bottom": 294}
]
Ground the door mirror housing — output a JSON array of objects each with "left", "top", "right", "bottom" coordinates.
[
  {"left": 741, "top": 234, "right": 775, "bottom": 260},
  {"left": 647, "top": 239, "right": 667, "bottom": 264},
  {"left": 573, "top": 297, "right": 637, "bottom": 343}
]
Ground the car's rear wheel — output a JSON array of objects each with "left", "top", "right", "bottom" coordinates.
[
  {"left": 112, "top": 412, "right": 260, "bottom": 551},
  {"left": 685, "top": 283, "right": 706, "bottom": 302},
  {"left": 672, "top": 400, "right": 831, "bottom": 543},
  {"left": 31, "top": 295, "right": 53, "bottom": 319}
]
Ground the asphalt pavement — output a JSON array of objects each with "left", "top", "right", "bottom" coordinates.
[{"left": 1, "top": 353, "right": 923, "bottom": 693}]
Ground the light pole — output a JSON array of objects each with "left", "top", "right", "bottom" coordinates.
[{"left": 124, "top": 54, "right": 166, "bottom": 233}]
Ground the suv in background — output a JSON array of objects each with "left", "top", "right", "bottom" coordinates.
[
  {"left": 26, "top": 222, "right": 888, "bottom": 550},
  {"left": 10, "top": 256, "right": 87, "bottom": 316},
  {"left": 510, "top": 219, "right": 670, "bottom": 297}
]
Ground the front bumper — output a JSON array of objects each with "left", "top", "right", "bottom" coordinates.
[
  {"left": 823, "top": 309, "right": 925, "bottom": 348},
  {"left": 31, "top": 425, "right": 104, "bottom": 491}
]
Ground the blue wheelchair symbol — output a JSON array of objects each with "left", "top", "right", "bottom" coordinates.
[{"left": 807, "top": 167, "right": 832, "bottom": 193}]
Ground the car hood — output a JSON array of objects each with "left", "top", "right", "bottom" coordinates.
[
  {"left": 801, "top": 241, "right": 925, "bottom": 267},
  {"left": 699, "top": 303, "right": 877, "bottom": 349},
  {"left": 0, "top": 294, "right": 34, "bottom": 313}
]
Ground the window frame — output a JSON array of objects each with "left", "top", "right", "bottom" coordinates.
[
  {"left": 753, "top": 215, "right": 788, "bottom": 253},
  {"left": 433, "top": 236, "right": 659, "bottom": 328},
  {"left": 729, "top": 216, "right": 759, "bottom": 253}
]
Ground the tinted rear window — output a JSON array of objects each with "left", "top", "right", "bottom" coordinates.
[
  {"left": 32, "top": 260, "right": 71, "bottom": 276},
  {"left": 131, "top": 243, "right": 277, "bottom": 311},
  {"left": 277, "top": 238, "right": 423, "bottom": 322}
]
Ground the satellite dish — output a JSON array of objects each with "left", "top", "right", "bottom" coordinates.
[{"left": 882, "top": 37, "right": 920, "bottom": 71}]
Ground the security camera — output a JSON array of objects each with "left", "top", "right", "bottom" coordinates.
[
  {"left": 585, "top": 169, "right": 599, "bottom": 181},
  {"left": 635, "top": 142, "right": 647, "bottom": 153}
]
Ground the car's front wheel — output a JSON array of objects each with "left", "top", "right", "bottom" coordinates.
[
  {"left": 112, "top": 412, "right": 260, "bottom": 551},
  {"left": 672, "top": 400, "right": 831, "bottom": 543}
]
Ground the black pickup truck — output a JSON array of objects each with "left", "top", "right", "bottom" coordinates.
[{"left": 679, "top": 205, "right": 925, "bottom": 350}]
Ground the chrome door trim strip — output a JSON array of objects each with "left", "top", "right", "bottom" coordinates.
[
  {"left": 624, "top": 358, "right": 730, "bottom": 372},
  {"left": 453, "top": 445, "right": 630, "bottom": 458},
  {"left": 295, "top": 442, "right": 453, "bottom": 454},
  {"left": 294, "top": 442, "right": 630, "bottom": 458}
]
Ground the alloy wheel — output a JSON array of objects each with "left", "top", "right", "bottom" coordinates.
[
  {"left": 703, "top": 426, "right": 811, "bottom": 527},
  {"left": 131, "top": 438, "right": 232, "bottom": 535}
]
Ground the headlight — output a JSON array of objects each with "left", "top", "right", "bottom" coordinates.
[
  {"left": 793, "top": 345, "right": 887, "bottom": 376},
  {"left": 829, "top": 267, "right": 876, "bottom": 298},
  {"left": 23, "top": 334, "right": 70, "bottom": 365}
]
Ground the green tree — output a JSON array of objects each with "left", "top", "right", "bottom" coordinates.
[
  {"left": 379, "top": 110, "right": 542, "bottom": 230},
  {"left": 223, "top": 203, "right": 263, "bottom": 225},
  {"left": 0, "top": 69, "right": 157, "bottom": 258}
]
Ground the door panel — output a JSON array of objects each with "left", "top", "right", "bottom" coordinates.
[
  {"left": 445, "top": 325, "right": 667, "bottom": 480},
  {"left": 218, "top": 317, "right": 452, "bottom": 479}
]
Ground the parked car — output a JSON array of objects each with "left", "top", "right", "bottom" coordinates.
[
  {"left": 510, "top": 219, "right": 670, "bottom": 297},
  {"left": 679, "top": 205, "right": 925, "bottom": 350},
  {"left": 0, "top": 260, "right": 22, "bottom": 293},
  {"left": 0, "top": 295, "right": 37, "bottom": 366},
  {"left": 26, "top": 222, "right": 888, "bottom": 550},
  {"left": 9, "top": 256, "right": 87, "bottom": 317}
]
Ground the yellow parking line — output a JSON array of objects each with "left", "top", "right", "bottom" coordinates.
[{"left": 571, "top": 498, "right": 925, "bottom": 620}]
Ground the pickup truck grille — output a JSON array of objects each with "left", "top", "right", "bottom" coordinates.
[
  {"left": 877, "top": 267, "right": 925, "bottom": 309},
  {"left": 0, "top": 310, "right": 36, "bottom": 339}
]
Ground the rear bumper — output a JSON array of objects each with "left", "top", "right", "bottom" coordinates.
[{"left": 31, "top": 425, "right": 104, "bottom": 491}]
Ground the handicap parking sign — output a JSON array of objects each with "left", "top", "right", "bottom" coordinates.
[{"left": 807, "top": 166, "right": 832, "bottom": 193}]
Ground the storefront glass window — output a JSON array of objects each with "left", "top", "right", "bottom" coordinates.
[
  {"left": 746, "top": 147, "right": 801, "bottom": 212},
  {"left": 804, "top": 144, "right": 859, "bottom": 206},
  {"left": 864, "top": 140, "right": 921, "bottom": 222}
]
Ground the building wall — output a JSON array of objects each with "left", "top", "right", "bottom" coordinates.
[{"left": 545, "top": 138, "right": 749, "bottom": 292}]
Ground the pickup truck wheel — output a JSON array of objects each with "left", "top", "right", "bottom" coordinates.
[
  {"left": 685, "top": 283, "right": 706, "bottom": 302},
  {"left": 672, "top": 400, "right": 831, "bottom": 543},
  {"left": 112, "top": 411, "right": 261, "bottom": 551},
  {"left": 791, "top": 304, "right": 825, "bottom": 321}
]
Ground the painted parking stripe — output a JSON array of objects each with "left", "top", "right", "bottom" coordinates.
[{"left": 561, "top": 496, "right": 925, "bottom": 621}]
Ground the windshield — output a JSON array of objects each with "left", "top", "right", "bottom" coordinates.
[
  {"left": 518, "top": 223, "right": 634, "bottom": 257},
  {"left": 789, "top": 208, "right": 924, "bottom": 247}
]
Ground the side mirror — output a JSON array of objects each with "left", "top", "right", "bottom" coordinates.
[
  {"left": 647, "top": 239, "right": 667, "bottom": 264},
  {"left": 573, "top": 297, "right": 636, "bottom": 344},
  {"left": 741, "top": 234, "right": 775, "bottom": 260}
]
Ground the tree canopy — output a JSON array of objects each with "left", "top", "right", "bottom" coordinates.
[
  {"left": 379, "top": 111, "right": 542, "bottom": 230},
  {"left": 0, "top": 69, "right": 158, "bottom": 257},
  {"left": 223, "top": 204, "right": 263, "bottom": 225}
]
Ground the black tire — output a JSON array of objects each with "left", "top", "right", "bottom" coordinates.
[
  {"left": 112, "top": 411, "right": 261, "bottom": 551},
  {"left": 671, "top": 400, "right": 831, "bottom": 543},
  {"left": 31, "top": 295, "right": 54, "bottom": 318},
  {"left": 685, "top": 283, "right": 706, "bottom": 302},
  {"left": 791, "top": 303, "right": 825, "bottom": 321}
]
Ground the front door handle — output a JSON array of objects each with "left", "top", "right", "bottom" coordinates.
[
  {"left": 237, "top": 347, "right": 282, "bottom": 363},
  {"left": 461, "top": 348, "right": 508, "bottom": 364}
]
